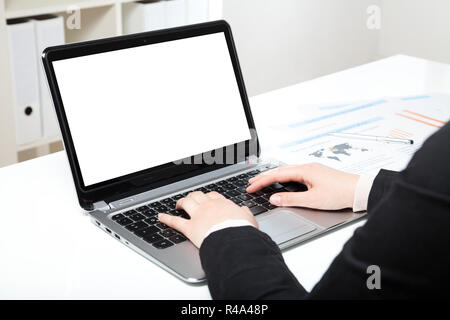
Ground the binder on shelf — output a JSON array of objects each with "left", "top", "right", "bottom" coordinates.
[
  {"left": 165, "top": 0, "right": 187, "bottom": 28},
  {"left": 33, "top": 15, "right": 65, "bottom": 139},
  {"left": 186, "top": 0, "right": 209, "bottom": 24},
  {"left": 123, "top": 0, "right": 166, "bottom": 34},
  {"left": 7, "top": 19, "right": 42, "bottom": 145}
]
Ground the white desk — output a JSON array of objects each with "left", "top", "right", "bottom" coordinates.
[{"left": 1, "top": 55, "right": 450, "bottom": 299}]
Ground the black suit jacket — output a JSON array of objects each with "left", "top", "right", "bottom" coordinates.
[{"left": 199, "top": 122, "right": 450, "bottom": 299}]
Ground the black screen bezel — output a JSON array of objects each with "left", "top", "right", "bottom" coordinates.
[{"left": 42, "top": 20, "right": 260, "bottom": 210}]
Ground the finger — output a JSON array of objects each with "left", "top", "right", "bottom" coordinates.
[
  {"left": 206, "top": 191, "right": 225, "bottom": 200},
  {"left": 249, "top": 165, "right": 296, "bottom": 181},
  {"left": 176, "top": 197, "right": 199, "bottom": 215},
  {"left": 158, "top": 213, "right": 190, "bottom": 234},
  {"left": 269, "top": 191, "right": 316, "bottom": 208},
  {"left": 186, "top": 191, "right": 208, "bottom": 204},
  {"left": 247, "top": 166, "right": 307, "bottom": 192}
]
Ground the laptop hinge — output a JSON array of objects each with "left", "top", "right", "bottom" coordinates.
[
  {"left": 105, "top": 156, "right": 268, "bottom": 211},
  {"left": 91, "top": 200, "right": 111, "bottom": 212}
]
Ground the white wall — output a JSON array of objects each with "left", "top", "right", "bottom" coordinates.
[
  {"left": 223, "top": 0, "right": 381, "bottom": 96},
  {"left": 378, "top": 0, "right": 450, "bottom": 65}
]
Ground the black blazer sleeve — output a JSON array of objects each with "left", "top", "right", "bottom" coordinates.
[
  {"left": 367, "top": 169, "right": 399, "bottom": 212},
  {"left": 200, "top": 226, "right": 307, "bottom": 299},
  {"left": 200, "top": 122, "right": 450, "bottom": 300}
]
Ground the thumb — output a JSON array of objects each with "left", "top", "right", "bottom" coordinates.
[
  {"left": 158, "top": 213, "right": 190, "bottom": 234},
  {"left": 269, "top": 191, "right": 315, "bottom": 208}
]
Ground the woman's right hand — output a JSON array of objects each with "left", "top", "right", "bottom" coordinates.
[{"left": 246, "top": 163, "right": 360, "bottom": 210}]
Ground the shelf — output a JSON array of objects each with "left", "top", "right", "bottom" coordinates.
[
  {"left": 5, "top": 0, "right": 136, "bottom": 19},
  {"left": 17, "top": 136, "right": 61, "bottom": 152}
]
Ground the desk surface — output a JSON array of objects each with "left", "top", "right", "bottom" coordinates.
[{"left": 1, "top": 55, "right": 450, "bottom": 299}]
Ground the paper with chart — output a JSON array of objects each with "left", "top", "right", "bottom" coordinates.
[{"left": 257, "top": 94, "right": 450, "bottom": 175}]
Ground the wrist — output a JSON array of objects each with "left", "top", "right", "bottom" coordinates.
[
  {"left": 204, "top": 219, "right": 256, "bottom": 239},
  {"left": 353, "top": 174, "right": 376, "bottom": 212}
]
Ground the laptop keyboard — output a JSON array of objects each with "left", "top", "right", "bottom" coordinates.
[{"left": 110, "top": 166, "right": 307, "bottom": 250}]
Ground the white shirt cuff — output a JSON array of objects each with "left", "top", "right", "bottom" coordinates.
[
  {"left": 352, "top": 174, "right": 376, "bottom": 212},
  {"left": 204, "top": 219, "right": 255, "bottom": 239}
]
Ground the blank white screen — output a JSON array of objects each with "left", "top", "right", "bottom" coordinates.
[{"left": 53, "top": 32, "right": 251, "bottom": 186}]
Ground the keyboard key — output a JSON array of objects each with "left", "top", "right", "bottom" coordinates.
[
  {"left": 134, "top": 226, "right": 160, "bottom": 238},
  {"left": 227, "top": 177, "right": 238, "bottom": 182},
  {"left": 123, "top": 210, "right": 137, "bottom": 216},
  {"left": 271, "top": 183, "right": 285, "bottom": 190},
  {"left": 233, "top": 180, "right": 247, "bottom": 187},
  {"left": 143, "top": 234, "right": 164, "bottom": 244},
  {"left": 111, "top": 213, "right": 124, "bottom": 220},
  {"left": 170, "top": 209, "right": 186, "bottom": 216},
  {"left": 217, "top": 180, "right": 228, "bottom": 185},
  {"left": 129, "top": 213, "right": 145, "bottom": 222},
  {"left": 136, "top": 206, "right": 148, "bottom": 212},
  {"left": 154, "top": 205, "right": 167, "bottom": 213},
  {"left": 260, "top": 187, "right": 274, "bottom": 194},
  {"left": 195, "top": 187, "right": 208, "bottom": 192},
  {"left": 161, "top": 229, "right": 177, "bottom": 238},
  {"left": 262, "top": 194, "right": 272, "bottom": 200},
  {"left": 225, "top": 190, "right": 240, "bottom": 197},
  {"left": 206, "top": 184, "right": 216, "bottom": 189},
  {"left": 231, "top": 198, "right": 243, "bottom": 205},
  {"left": 263, "top": 203, "right": 277, "bottom": 210},
  {"left": 172, "top": 194, "right": 184, "bottom": 200},
  {"left": 222, "top": 184, "right": 236, "bottom": 190},
  {"left": 169, "top": 234, "right": 187, "bottom": 244},
  {"left": 142, "top": 209, "right": 157, "bottom": 218},
  {"left": 248, "top": 170, "right": 260, "bottom": 176},
  {"left": 254, "top": 197, "right": 268, "bottom": 205},
  {"left": 238, "top": 174, "right": 249, "bottom": 179},
  {"left": 149, "top": 202, "right": 160, "bottom": 208},
  {"left": 180, "top": 212, "right": 190, "bottom": 219},
  {"left": 242, "top": 200, "right": 257, "bottom": 208},
  {"left": 161, "top": 199, "right": 176, "bottom": 208},
  {"left": 236, "top": 186, "right": 248, "bottom": 193},
  {"left": 164, "top": 202, "right": 176, "bottom": 209},
  {"left": 282, "top": 181, "right": 308, "bottom": 192},
  {"left": 237, "top": 194, "right": 253, "bottom": 201},
  {"left": 211, "top": 186, "right": 225, "bottom": 193},
  {"left": 125, "top": 221, "right": 148, "bottom": 232},
  {"left": 153, "top": 239, "right": 174, "bottom": 249},
  {"left": 250, "top": 206, "right": 267, "bottom": 216},
  {"left": 144, "top": 217, "right": 159, "bottom": 225},
  {"left": 117, "top": 217, "right": 133, "bottom": 226},
  {"left": 156, "top": 222, "right": 170, "bottom": 230}
]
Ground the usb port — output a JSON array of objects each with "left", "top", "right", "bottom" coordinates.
[
  {"left": 105, "top": 228, "right": 112, "bottom": 234},
  {"left": 115, "top": 234, "right": 120, "bottom": 240}
]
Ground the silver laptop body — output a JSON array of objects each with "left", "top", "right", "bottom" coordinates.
[{"left": 42, "top": 21, "right": 365, "bottom": 283}]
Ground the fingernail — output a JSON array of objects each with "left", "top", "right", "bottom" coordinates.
[
  {"left": 158, "top": 213, "right": 164, "bottom": 219},
  {"left": 270, "top": 195, "right": 281, "bottom": 206}
]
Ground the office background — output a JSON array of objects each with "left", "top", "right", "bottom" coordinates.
[{"left": 1, "top": 0, "right": 450, "bottom": 168}]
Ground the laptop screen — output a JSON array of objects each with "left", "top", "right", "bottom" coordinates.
[{"left": 53, "top": 32, "right": 252, "bottom": 187}]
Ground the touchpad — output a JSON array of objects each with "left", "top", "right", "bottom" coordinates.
[{"left": 257, "top": 210, "right": 317, "bottom": 245}]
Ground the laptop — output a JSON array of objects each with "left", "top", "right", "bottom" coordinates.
[{"left": 42, "top": 20, "right": 364, "bottom": 283}]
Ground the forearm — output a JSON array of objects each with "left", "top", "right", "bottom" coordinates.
[{"left": 199, "top": 226, "right": 307, "bottom": 299}]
